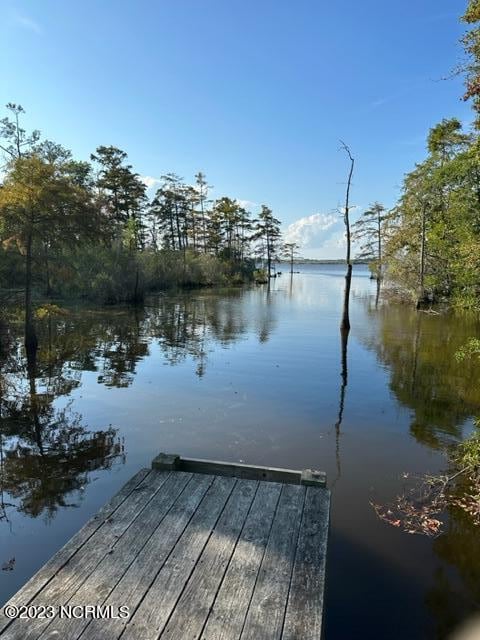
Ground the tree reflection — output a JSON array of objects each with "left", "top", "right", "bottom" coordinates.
[
  {"left": 0, "top": 324, "right": 124, "bottom": 522},
  {"left": 426, "top": 501, "right": 480, "bottom": 638},
  {"left": 333, "top": 328, "right": 349, "bottom": 484},
  {"left": 359, "top": 305, "right": 480, "bottom": 449},
  {"left": 1, "top": 407, "right": 123, "bottom": 520},
  {"left": 358, "top": 302, "right": 480, "bottom": 637},
  {"left": 0, "top": 288, "right": 277, "bottom": 522},
  {"left": 96, "top": 309, "right": 149, "bottom": 387},
  {"left": 257, "top": 285, "right": 276, "bottom": 343}
]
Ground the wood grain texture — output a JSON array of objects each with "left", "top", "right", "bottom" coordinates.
[
  {"left": 80, "top": 473, "right": 214, "bottom": 640},
  {"left": 121, "top": 475, "right": 236, "bottom": 640},
  {"left": 0, "top": 465, "right": 330, "bottom": 640},
  {"left": 200, "top": 481, "right": 283, "bottom": 640},
  {"left": 2, "top": 470, "right": 170, "bottom": 640},
  {"left": 40, "top": 471, "right": 194, "bottom": 640},
  {"left": 160, "top": 479, "right": 258, "bottom": 640},
  {"left": 239, "top": 483, "right": 306, "bottom": 640},
  {"left": 0, "top": 468, "right": 150, "bottom": 637},
  {"left": 282, "top": 486, "right": 330, "bottom": 640}
]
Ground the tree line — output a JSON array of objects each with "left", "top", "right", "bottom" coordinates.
[
  {"left": 0, "top": 106, "right": 283, "bottom": 355},
  {"left": 351, "top": 1, "right": 480, "bottom": 310}
]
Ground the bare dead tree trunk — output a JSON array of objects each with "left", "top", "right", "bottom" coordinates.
[
  {"left": 198, "top": 183, "right": 208, "bottom": 254},
  {"left": 44, "top": 243, "right": 52, "bottom": 297},
  {"left": 340, "top": 141, "right": 355, "bottom": 333}
]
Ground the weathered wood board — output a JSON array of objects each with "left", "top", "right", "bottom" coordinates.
[{"left": 0, "top": 455, "right": 330, "bottom": 640}]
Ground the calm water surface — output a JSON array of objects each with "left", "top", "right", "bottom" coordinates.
[{"left": 1, "top": 264, "right": 479, "bottom": 639}]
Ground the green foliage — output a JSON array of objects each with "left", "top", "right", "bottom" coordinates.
[
  {"left": 454, "top": 432, "right": 480, "bottom": 470},
  {"left": 352, "top": 202, "right": 388, "bottom": 277},
  {"left": 90, "top": 145, "right": 147, "bottom": 241},
  {"left": 252, "top": 205, "right": 282, "bottom": 278},
  {"left": 461, "top": 1, "right": 480, "bottom": 125},
  {"left": 383, "top": 118, "right": 480, "bottom": 307},
  {"left": 253, "top": 268, "right": 268, "bottom": 283},
  {"left": 42, "top": 244, "right": 253, "bottom": 304},
  {"left": 35, "top": 304, "right": 69, "bottom": 320},
  {"left": 0, "top": 103, "right": 271, "bottom": 325},
  {"left": 455, "top": 338, "right": 480, "bottom": 362},
  {"left": 371, "top": 5, "right": 480, "bottom": 308}
]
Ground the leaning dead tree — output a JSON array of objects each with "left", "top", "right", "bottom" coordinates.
[{"left": 339, "top": 141, "right": 355, "bottom": 332}]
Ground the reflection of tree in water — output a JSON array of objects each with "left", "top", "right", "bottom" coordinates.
[
  {"left": 426, "top": 500, "right": 480, "bottom": 639},
  {"left": 152, "top": 296, "right": 217, "bottom": 370},
  {"left": 0, "top": 288, "right": 277, "bottom": 520},
  {"left": 358, "top": 301, "right": 480, "bottom": 637},
  {"left": 332, "top": 328, "right": 349, "bottom": 485},
  {"left": 1, "top": 405, "right": 123, "bottom": 520},
  {"left": 358, "top": 304, "right": 480, "bottom": 449},
  {"left": 95, "top": 310, "right": 149, "bottom": 387},
  {"left": 150, "top": 290, "right": 274, "bottom": 372},
  {"left": 256, "top": 286, "right": 275, "bottom": 343},
  {"left": 0, "top": 323, "right": 124, "bottom": 522}
]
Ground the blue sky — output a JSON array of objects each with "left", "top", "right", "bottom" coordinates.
[{"left": 0, "top": 0, "right": 472, "bottom": 257}]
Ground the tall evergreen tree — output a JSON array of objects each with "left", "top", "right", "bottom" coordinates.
[
  {"left": 253, "top": 206, "right": 282, "bottom": 278},
  {"left": 352, "top": 202, "right": 388, "bottom": 280},
  {"left": 195, "top": 172, "right": 211, "bottom": 253},
  {"left": 90, "top": 146, "right": 146, "bottom": 243},
  {"left": 462, "top": 0, "right": 480, "bottom": 128}
]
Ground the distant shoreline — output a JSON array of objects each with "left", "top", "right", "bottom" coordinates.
[{"left": 276, "top": 259, "right": 369, "bottom": 265}]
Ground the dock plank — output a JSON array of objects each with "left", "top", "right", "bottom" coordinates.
[
  {"left": 239, "top": 483, "right": 306, "bottom": 640},
  {"left": 121, "top": 475, "right": 236, "bottom": 640},
  {"left": 159, "top": 479, "right": 258, "bottom": 640},
  {"left": 0, "top": 468, "right": 150, "bottom": 637},
  {"left": 2, "top": 470, "right": 171, "bottom": 640},
  {"left": 39, "top": 471, "right": 195, "bottom": 640},
  {"left": 0, "top": 456, "right": 330, "bottom": 640},
  {"left": 200, "top": 481, "right": 283, "bottom": 640},
  {"left": 80, "top": 473, "right": 215, "bottom": 640},
  {"left": 282, "top": 486, "right": 330, "bottom": 640}
]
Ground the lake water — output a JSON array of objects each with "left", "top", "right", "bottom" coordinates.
[{"left": 1, "top": 263, "right": 479, "bottom": 639}]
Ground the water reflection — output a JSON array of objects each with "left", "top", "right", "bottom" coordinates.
[
  {"left": 151, "top": 291, "right": 251, "bottom": 368},
  {"left": 357, "top": 304, "right": 480, "bottom": 449},
  {"left": 0, "top": 270, "right": 479, "bottom": 639},
  {"left": 333, "top": 329, "right": 349, "bottom": 485},
  {"left": 355, "top": 301, "right": 480, "bottom": 638},
  {"left": 0, "top": 288, "right": 277, "bottom": 522},
  {"left": 427, "top": 504, "right": 480, "bottom": 639},
  {"left": 0, "top": 320, "right": 125, "bottom": 521}
]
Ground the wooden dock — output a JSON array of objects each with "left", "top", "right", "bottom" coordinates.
[{"left": 0, "top": 454, "right": 330, "bottom": 640}]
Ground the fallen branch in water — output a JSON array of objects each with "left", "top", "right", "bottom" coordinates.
[{"left": 371, "top": 456, "right": 480, "bottom": 536}]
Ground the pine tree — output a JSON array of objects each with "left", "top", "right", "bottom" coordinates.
[{"left": 253, "top": 206, "right": 282, "bottom": 278}]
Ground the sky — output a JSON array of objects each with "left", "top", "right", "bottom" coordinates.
[{"left": 0, "top": 0, "right": 473, "bottom": 258}]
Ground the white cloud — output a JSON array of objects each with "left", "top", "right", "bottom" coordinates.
[
  {"left": 284, "top": 210, "right": 363, "bottom": 259},
  {"left": 12, "top": 11, "right": 42, "bottom": 34},
  {"left": 284, "top": 213, "right": 338, "bottom": 247},
  {"left": 141, "top": 176, "right": 161, "bottom": 189}
]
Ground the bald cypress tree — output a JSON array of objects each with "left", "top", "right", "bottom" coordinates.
[
  {"left": 253, "top": 206, "right": 282, "bottom": 279},
  {"left": 352, "top": 202, "right": 387, "bottom": 280}
]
